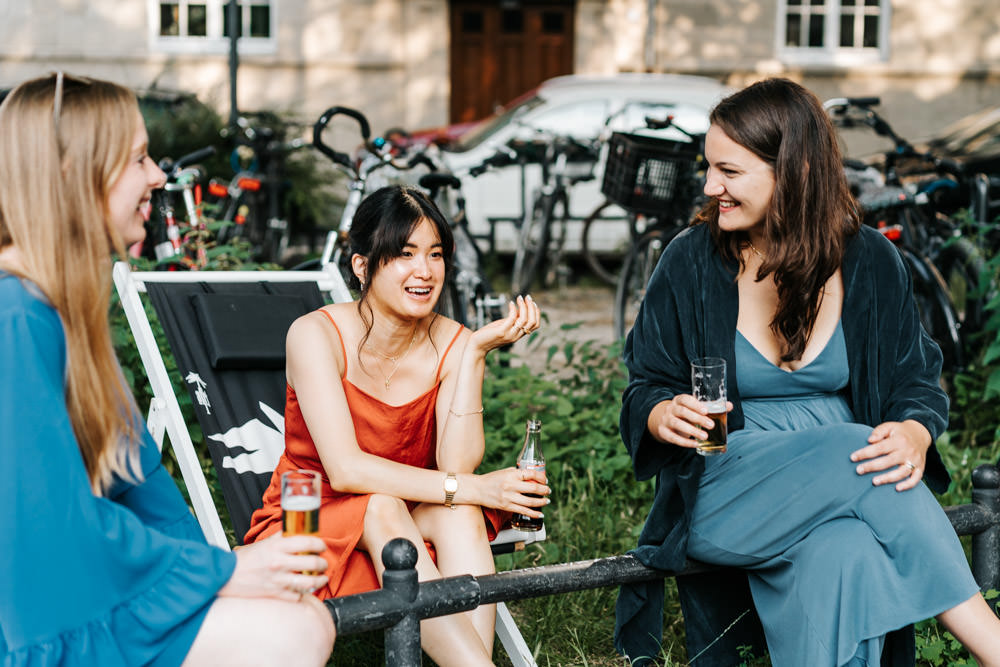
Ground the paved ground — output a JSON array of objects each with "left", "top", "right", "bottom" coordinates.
[{"left": 507, "top": 283, "right": 619, "bottom": 368}]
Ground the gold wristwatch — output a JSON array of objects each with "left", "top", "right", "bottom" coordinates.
[{"left": 444, "top": 472, "right": 458, "bottom": 509}]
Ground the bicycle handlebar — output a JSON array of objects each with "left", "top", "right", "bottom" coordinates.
[
  {"left": 642, "top": 115, "right": 704, "bottom": 143},
  {"left": 157, "top": 145, "right": 217, "bottom": 177},
  {"left": 825, "top": 97, "right": 968, "bottom": 181},
  {"left": 313, "top": 105, "right": 372, "bottom": 169}
]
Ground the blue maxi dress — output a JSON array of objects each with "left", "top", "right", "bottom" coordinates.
[{"left": 687, "top": 322, "right": 980, "bottom": 666}]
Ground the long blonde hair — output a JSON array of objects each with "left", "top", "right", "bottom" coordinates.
[{"left": 0, "top": 73, "right": 142, "bottom": 494}]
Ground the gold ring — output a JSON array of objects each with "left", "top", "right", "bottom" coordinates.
[{"left": 904, "top": 460, "right": 917, "bottom": 472}]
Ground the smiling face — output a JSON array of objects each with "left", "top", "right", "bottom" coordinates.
[
  {"left": 106, "top": 112, "right": 166, "bottom": 247},
  {"left": 361, "top": 217, "right": 446, "bottom": 318},
  {"left": 703, "top": 124, "right": 776, "bottom": 242}
]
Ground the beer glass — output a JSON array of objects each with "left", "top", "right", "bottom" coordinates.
[
  {"left": 281, "top": 469, "right": 321, "bottom": 574},
  {"left": 691, "top": 357, "right": 728, "bottom": 456}
]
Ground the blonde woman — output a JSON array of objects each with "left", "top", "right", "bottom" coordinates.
[{"left": 0, "top": 73, "right": 334, "bottom": 666}]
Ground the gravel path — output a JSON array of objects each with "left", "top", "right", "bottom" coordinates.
[{"left": 508, "top": 284, "right": 620, "bottom": 369}]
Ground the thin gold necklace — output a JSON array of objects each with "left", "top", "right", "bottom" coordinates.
[
  {"left": 747, "top": 240, "right": 766, "bottom": 259},
  {"left": 369, "top": 331, "right": 417, "bottom": 390}
]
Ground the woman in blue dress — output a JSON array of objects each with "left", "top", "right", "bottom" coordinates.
[
  {"left": 615, "top": 78, "right": 1000, "bottom": 666},
  {"left": 0, "top": 73, "right": 335, "bottom": 666}
]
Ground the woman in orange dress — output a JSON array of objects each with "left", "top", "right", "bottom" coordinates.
[{"left": 245, "top": 184, "right": 548, "bottom": 666}]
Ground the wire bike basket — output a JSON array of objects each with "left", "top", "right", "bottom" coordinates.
[{"left": 601, "top": 132, "right": 701, "bottom": 217}]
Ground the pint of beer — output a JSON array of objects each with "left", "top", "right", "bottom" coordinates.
[
  {"left": 281, "top": 469, "right": 321, "bottom": 575},
  {"left": 691, "top": 357, "right": 728, "bottom": 456}
]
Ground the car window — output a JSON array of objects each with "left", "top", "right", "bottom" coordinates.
[{"left": 528, "top": 99, "right": 611, "bottom": 138}]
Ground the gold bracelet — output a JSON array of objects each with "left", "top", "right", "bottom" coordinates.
[{"left": 449, "top": 407, "right": 484, "bottom": 417}]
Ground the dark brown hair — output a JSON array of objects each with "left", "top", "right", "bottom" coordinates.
[{"left": 698, "top": 77, "right": 861, "bottom": 362}]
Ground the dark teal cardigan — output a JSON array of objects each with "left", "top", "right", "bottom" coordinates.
[{"left": 615, "top": 224, "right": 950, "bottom": 666}]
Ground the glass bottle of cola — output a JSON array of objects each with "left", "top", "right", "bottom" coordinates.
[{"left": 511, "top": 418, "right": 545, "bottom": 531}]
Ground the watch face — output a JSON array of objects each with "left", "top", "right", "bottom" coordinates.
[{"left": 445, "top": 477, "right": 458, "bottom": 492}]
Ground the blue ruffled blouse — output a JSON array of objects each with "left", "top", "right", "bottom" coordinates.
[{"left": 0, "top": 274, "right": 236, "bottom": 666}]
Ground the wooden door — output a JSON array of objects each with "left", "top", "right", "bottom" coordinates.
[{"left": 449, "top": 1, "right": 575, "bottom": 124}]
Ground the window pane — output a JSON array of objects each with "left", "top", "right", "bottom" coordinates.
[
  {"left": 501, "top": 9, "right": 523, "bottom": 34},
  {"left": 541, "top": 11, "right": 564, "bottom": 34},
  {"left": 160, "top": 3, "right": 179, "bottom": 36},
  {"left": 249, "top": 4, "right": 270, "bottom": 37},
  {"left": 785, "top": 13, "right": 802, "bottom": 46},
  {"left": 864, "top": 0, "right": 879, "bottom": 5},
  {"left": 863, "top": 15, "right": 879, "bottom": 47},
  {"left": 188, "top": 4, "right": 207, "bottom": 36},
  {"left": 840, "top": 14, "right": 854, "bottom": 47},
  {"left": 808, "top": 14, "right": 824, "bottom": 47},
  {"left": 809, "top": 0, "right": 825, "bottom": 6},
  {"left": 841, "top": 0, "right": 856, "bottom": 5},
  {"left": 461, "top": 10, "right": 484, "bottom": 33},
  {"left": 787, "top": 0, "right": 801, "bottom": 5},
  {"left": 809, "top": 14, "right": 823, "bottom": 46}
]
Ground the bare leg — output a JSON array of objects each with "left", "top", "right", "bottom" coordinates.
[
  {"left": 936, "top": 592, "right": 1000, "bottom": 666},
  {"left": 413, "top": 502, "right": 497, "bottom": 653},
  {"left": 360, "top": 494, "right": 494, "bottom": 667},
  {"left": 184, "top": 594, "right": 335, "bottom": 667}
]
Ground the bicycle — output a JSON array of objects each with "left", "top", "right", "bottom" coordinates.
[
  {"left": 825, "top": 96, "right": 990, "bottom": 371},
  {"left": 290, "top": 105, "right": 439, "bottom": 303},
  {"left": 609, "top": 118, "right": 706, "bottom": 340},
  {"left": 142, "top": 145, "right": 217, "bottom": 270},
  {"left": 418, "top": 168, "right": 508, "bottom": 330},
  {"left": 509, "top": 132, "right": 601, "bottom": 296},
  {"left": 215, "top": 112, "right": 310, "bottom": 264}
]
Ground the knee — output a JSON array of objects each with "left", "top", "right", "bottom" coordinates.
[
  {"left": 273, "top": 598, "right": 336, "bottom": 665},
  {"left": 300, "top": 596, "right": 337, "bottom": 662},
  {"left": 364, "top": 493, "right": 414, "bottom": 535},
  {"left": 420, "top": 503, "right": 488, "bottom": 539}
]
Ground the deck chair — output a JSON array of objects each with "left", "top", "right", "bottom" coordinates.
[{"left": 112, "top": 261, "right": 543, "bottom": 667}]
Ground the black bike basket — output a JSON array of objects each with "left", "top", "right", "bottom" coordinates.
[{"left": 601, "top": 132, "right": 701, "bottom": 216}]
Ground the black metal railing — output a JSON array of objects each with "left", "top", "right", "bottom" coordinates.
[{"left": 324, "top": 461, "right": 1000, "bottom": 666}]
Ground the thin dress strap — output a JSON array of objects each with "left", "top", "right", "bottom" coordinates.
[
  {"left": 317, "top": 308, "right": 348, "bottom": 378},
  {"left": 435, "top": 324, "right": 466, "bottom": 382}
]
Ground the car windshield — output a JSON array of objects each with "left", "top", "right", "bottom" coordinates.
[
  {"left": 452, "top": 95, "right": 546, "bottom": 152},
  {"left": 930, "top": 106, "right": 1000, "bottom": 158},
  {"left": 451, "top": 95, "right": 712, "bottom": 152}
]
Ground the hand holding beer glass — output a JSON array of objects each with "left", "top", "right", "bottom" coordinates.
[
  {"left": 282, "top": 469, "right": 321, "bottom": 575},
  {"left": 691, "top": 357, "right": 728, "bottom": 456}
]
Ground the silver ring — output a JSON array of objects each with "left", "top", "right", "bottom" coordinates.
[{"left": 904, "top": 460, "right": 917, "bottom": 472}]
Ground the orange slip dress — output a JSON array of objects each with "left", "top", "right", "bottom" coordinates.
[{"left": 244, "top": 309, "right": 507, "bottom": 599}]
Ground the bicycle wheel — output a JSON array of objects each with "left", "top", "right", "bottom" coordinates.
[
  {"left": 934, "top": 236, "right": 987, "bottom": 344},
  {"left": 614, "top": 226, "right": 679, "bottom": 340},
  {"left": 511, "top": 194, "right": 554, "bottom": 296},
  {"left": 901, "top": 247, "right": 965, "bottom": 374},
  {"left": 581, "top": 199, "right": 629, "bottom": 286}
]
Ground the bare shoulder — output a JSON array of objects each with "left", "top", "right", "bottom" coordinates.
[
  {"left": 432, "top": 317, "right": 471, "bottom": 375},
  {"left": 286, "top": 304, "right": 355, "bottom": 359}
]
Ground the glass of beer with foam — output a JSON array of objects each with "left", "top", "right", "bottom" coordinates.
[
  {"left": 282, "top": 469, "right": 321, "bottom": 573},
  {"left": 691, "top": 357, "right": 728, "bottom": 456}
]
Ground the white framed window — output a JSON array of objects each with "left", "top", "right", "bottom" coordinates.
[
  {"left": 149, "top": 0, "right": 276, "bottom": 55},
  {"left": 776, "top": 0, "right": 889, "bottom": 67}
]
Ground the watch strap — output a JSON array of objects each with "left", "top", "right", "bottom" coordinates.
[{"left": 444, "top": 472, "right": 458, "bottom": 508}]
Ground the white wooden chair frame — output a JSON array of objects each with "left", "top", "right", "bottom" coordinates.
[{"left": 112, "top": 260, "right": 541, "bottom": 667}]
